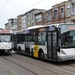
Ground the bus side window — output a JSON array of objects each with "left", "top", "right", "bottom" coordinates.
[
  {"left": 22, "top": 35, "right": 25, "bottom": 42},
  {"left": 28, "top": 35, "right": 34, "bottom": 42},
  {"left": 31, "top": 36, "right": 34, "bottom": 41},
  {"left": 0, "top": 37, "right": 1, "bottom": 42},
  {"left": 38, "top": 32, "right": 46, "bottom": 45}
]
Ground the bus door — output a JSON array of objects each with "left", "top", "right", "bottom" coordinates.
[
  {"left": 12, "top": 34, "right": 17, "bottom": 51},
  {"left": 47, "top": 31, "right": 57, "bottom": 60},
  {"left": 34, "top": 33, "right": 39, "bottom": 58},
  {"left": 25, "top": 35, "right": 30, "bottom": 55}
]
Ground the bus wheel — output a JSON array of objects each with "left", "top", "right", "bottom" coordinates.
[
  {"left": 39, "top": 51, "right": 44, "bottom": 60},
  {"left": 8, "top": 50, "right": 12, "bottom": 55},
  {"left": 18, "top": 48, "right": 22, "bottom": 55},
  {"left": 7, "top": 50, "right": 12, "bottom": 55},
  {"left": 31, "top": 49, "right": 33, "bottom": 57}
]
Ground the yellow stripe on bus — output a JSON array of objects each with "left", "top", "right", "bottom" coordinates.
[{"left": 34, "top": 45, "right": 39, "bottom": 58}]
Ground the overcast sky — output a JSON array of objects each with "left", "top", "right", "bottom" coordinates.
[{"left": 0, "top": 0, "right": 67, "bottom": 28}]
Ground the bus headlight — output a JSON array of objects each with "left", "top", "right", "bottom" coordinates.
[{"left": 61, "top": 50, "right": 66, "bottom": 54}]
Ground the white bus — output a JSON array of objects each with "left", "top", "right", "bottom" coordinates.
[
  {"left": 0, "top": 29, "right": 12, "bottom": 54},
  {"left": 12, "top": 29, "right": 34, "bottom": 55},
  {"left": 13, "top": 24, "right": 75, "bottom": 61}
]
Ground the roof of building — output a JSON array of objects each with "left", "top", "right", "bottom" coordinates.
[{"left": 25, "top": 8, "right": 46, "bottom": 14}]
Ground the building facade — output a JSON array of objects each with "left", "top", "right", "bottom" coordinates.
[
  {"left": 25, "top": 9, "right": 45, "bottom": 28},
  {"left": 35, "top": 9, "right": 53, "bottom": 25},
  {"left": 35, "top": 0, "right": 75, "bottom": 25},
  {"left": 5, "top": 23, "right": 9, "bottom": 30},
  {"left": 7, "top": 18, "right": 17, "bottom": 31},
  {"left": 35, "top": 12, "right": 43, "bottom": 25},
  {"left": 5, "top": 0, "right": 75, "bottom": 31},
  {"left": 17, "top": 15, "right": 23, "bottom": 30},
  {"left": 35, "top": 1, "right": 66, "bottom": 25},
  {"left": 65, "top": 0, "right": 75, "bottom": 23},
  {"left": 52, "top": 2, "right": 65, "bottom": 23},
  {"left": 21, "top": 14, "right": 26, "bottom": 29},
  {"left": 43, "top": 9, "right": 53, "bottom": 25}
]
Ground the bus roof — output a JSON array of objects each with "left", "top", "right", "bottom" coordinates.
[
  {"left": 0, "top": 30, "right": 12, "bottom": 34},
  {"left": 12, "top": 29, "right": 26, "bottom": 34},
  {"left": 27, "top": 25, "right": 44, "bottom": 30},
  {"left": 27, "top": 24, "right": 61, "bottom": 30},
  {"left": 27, "top": 23, "right": 75, "bottom": 30},
  {"left": 13, "top": 23, "right": 75, "bottom": 34}
]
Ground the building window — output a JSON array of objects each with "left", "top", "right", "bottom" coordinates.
[
  {"left": 36, "top": 15, "right": 42, "bottom": 22},
  {"left": 32, "top": 23, "right": 34, "bottom": 26},
  {"left": 54, "top": 9, "right": 58, "bottom": 20},
  {"left": 60, "top": 7, "right": 64, "bottom": 18},
  {"left": 22, "top": 19, "right": 26, "bottom": 24},
  {"left": 67, "top": 5, "right": 70, "bottom": 17},
  {"left": 27, "top": 14, "right": 30, "bottom": 21},
  {"left": 72, "top": 3, "right": 75, "bottom": 15},
  {"left": 32, "top": 13, "right": 34, "bottom": 20},
  {"left": 43, "top": 14, "right": 46, "bottom": 22},
  {"left": 11, "top": 19, "right": 14, "bottom": 23},
  {"left": 47, "top": 11, "right": 52, "bottom": 21}
]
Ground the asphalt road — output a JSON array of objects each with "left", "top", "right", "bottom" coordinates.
[{"left": 0, "top": 51, "right": 75, "bottom": 75}]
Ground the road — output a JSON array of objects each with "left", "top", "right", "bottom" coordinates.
[{"left": 0, "top": 51, "right": 75, "bottom": 75}]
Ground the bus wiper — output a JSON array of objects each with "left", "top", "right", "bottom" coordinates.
[
  {"left": 1, "top": 39, "right": 7, "bottom": 42},
  {"left": 61, "top": 46, "right": 68, "bottom": 48},
  {"left": 62, "top": 45, "right": 75, "bottom": 48}
]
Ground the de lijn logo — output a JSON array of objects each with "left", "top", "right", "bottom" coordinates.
[{"left": 61, "top": 25, "right": 66, "bottom": 31}]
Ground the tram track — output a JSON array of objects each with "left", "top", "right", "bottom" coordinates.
[
  {"left": 0, "top": 56, "right": 38, "bottom": 75},
  {"left": 1, "top": 54, "right": 57, "bottom": 75},
  {"left": 11, "top": 54, "right": 75, "bottom": 75},
  {"left": 55, "top": 63, "right": 75, "bottom": 73},
  {"left": 10, "top": 55, "right": 60, "bottom": 75},
  {"left": 2, "top": 53, "right": 75, "bottom": 75},
  {"left": 9, "top": 54, "right": 58, "bottom": 75}
]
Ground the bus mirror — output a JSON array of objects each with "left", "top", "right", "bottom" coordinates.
[
  {"left": 57, "top": 39, "right": 60, "bottom": 52},
  {"left": 46, "top": 34, "right": 47, "bottom": 41},
  {"left": 58, "top": 29, "right": 61, "bottom": 39}
]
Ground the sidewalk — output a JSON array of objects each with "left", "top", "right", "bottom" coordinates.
[{"left": 0, "top": 62, "right": 16, "bottom": 75}]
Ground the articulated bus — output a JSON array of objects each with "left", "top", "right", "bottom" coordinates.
[
  {"left": 12, "top": 29, "right": 34, "bottom": 55},
  {"left": 12, "top": 24, "right": 75, "bottom": 61},
  {"left": 0, "top": 29, "right": 12, "bottom": 54}
]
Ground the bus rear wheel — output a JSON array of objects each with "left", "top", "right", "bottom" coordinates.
[
  {"left": 18, "top": 48, "right": 22, "bottom": 55},
  {"left": 39, "top": 50, "right": 44, "bottom": 60}
]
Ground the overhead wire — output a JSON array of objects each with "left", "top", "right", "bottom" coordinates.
[
  {"left": 12, "top": 0, "right": 43, "bottom": 17},
  {"left": 20, "top": 0, "right": 43, "bottom": 12},
  {"left": 0, "top": 0, "right": 43, "bottom": 27},
  {"left": 0, "top": 0, "right": 9, "bottom": 9}
]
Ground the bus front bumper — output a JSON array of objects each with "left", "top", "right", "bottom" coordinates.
[{"left": 58, "top": 56, "right": 75, "bottom": 61}]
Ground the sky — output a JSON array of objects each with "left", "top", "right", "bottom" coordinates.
[{"left": 0, "top": 0, "right": 67, "bottom": 29}]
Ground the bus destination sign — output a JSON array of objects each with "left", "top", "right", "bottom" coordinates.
[{"left": 0, "top": 30, "right": 10, "bottom": 33}]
